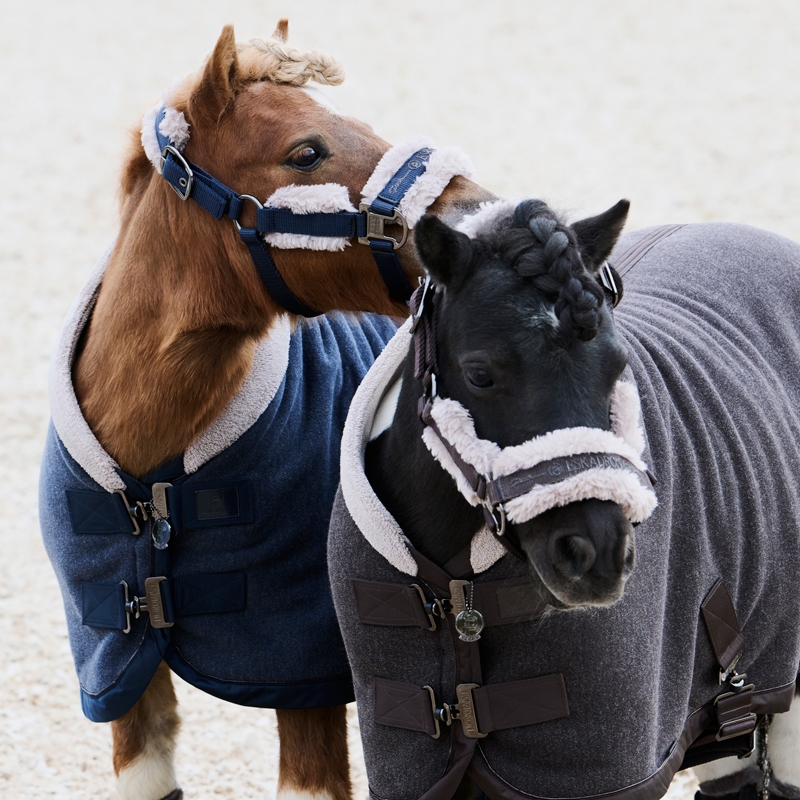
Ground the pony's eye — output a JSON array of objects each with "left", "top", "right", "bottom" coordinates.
[
  {"left": 290, "top": 146, "right": 323, "bottom": 169},
  {"left": 465, "top": 367, "right": 494, "bottom": 390}
]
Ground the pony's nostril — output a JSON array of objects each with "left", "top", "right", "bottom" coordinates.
[{"left": 551, "top": 533, "right": 597, "bottom": 580}]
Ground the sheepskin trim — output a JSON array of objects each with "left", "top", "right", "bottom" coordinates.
[
  {"left": 369, "top": 377, "right": 402, "bottom": 441},
  {"left": 420, "top": 398, "right": 500, "bottom": 505},
  {"left": 183, "top": 316, "right": 292, "bottom": 473},
  {"left": 456, "top": 199, "right": 519, "bottom": 239},
  {"left": 262, "top": 183, "right": 356, "bottom": 252},
  {"left": 141, "top": 103, "right": 191, "bottom": 173},
  {"left": 610, "top": 380, "right": 646, "bottom": 454},
  {"left": 49, "top": 244, "right": 127, "bottom": 493},
  {"left": 360, "top": 138, "right": 477, "bottom": 228},
  {"left": 141, "top": 104, "right": 163, "bottom": 172},
  {"left": 340, "top": 319, "right": 420, "bottom": 576},
  {"left": 470, "top": 525, "right": 508, "bottom": 574},
  {"left": 504, "top": 467, "right": 657, "bottom": 525},
  {"left": 493, "top": 426, "right": 648, "bottom": 478}
]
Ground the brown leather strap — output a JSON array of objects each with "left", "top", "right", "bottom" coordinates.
[
  {"left": 700, "top": 579, "right": 745, "bottom": 673},
  {"left": 373, "top": 677, "right": 438, "bottom": 736},
  {"left": 353, "top": 577, "right": 547, "bottom": 630},
  {"left": 472, "top": 674, "right": 570, "bottom": 733},
  {"left": 352, "top": 580, "right": 434, "bottom": 628},
  {"left": 373, "top": 675, "right": 569, "bottom": 738},
  {"left": 612, "top": 224, "right": 686, "bottom": 277}
]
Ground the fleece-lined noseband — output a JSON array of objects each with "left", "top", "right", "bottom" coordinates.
[
  {"left": 409, "top": 278, "right": 657, "bottom": 555},
  {"left": 143, "top": 103, "right": 475, "bottom": 315}
]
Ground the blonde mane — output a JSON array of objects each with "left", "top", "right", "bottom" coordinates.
[
  {"left": 161, "top": 34, "right": 345, "bottom": 115},
  {"left": 237, "top": 37, "right": 345, "bottom": 86}
]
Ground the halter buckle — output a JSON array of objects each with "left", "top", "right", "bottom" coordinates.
[
  {"left": 161, "top": 145, "right": 194, "bottom": 201},
  {"left": 358, "top": 204, "right": 409, "bottom": 250}
]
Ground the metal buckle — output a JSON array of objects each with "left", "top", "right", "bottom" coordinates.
[
  {"left": 120, "top": 576, "right": 174, "bottom": 631},
  {"left": 600, "top": 261, "right": 621, "bottom": 307},
  {"left": 454, "top": 684, "right": 487, "bottom": 739},
  {"left": 719, "top": 652, "right": 743, "bottom": 685},
  {"left": 483, "top": 502, "right": 506, "bottom": 537},
  {"left": 160, "top": 145, "right": 194, "bottom": 200},
  {"left": 410, "top": 275, "right": 433, "bottom": 333},
  {"left": 234, "top": 194, "right": 265, "bottom": 232},
  {"left": 411, "top": 584, "right": 443, "bottom": 632},
  {"left": 425, "top": 684, "right": 486, "bottom": 739},
  {"left": 114, "top": 490, "right": 142, "bottom": 536},
  {"left": 358, "top": 204, "right": 409, "bottom": 250}
]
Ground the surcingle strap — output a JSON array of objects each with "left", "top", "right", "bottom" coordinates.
[
  {"left": 701, "top": 578, "right": 746, "bottom": 679},
  {"left": 373, "top": 675, "right": 569, "bottom": 739},
  {"left": 695, "top": 579, "right": 757, "bottom": 747}
]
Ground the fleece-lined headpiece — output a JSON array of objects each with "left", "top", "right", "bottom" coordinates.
[{"left": 420, "top": 382, "right": 657, "bottom": 527}]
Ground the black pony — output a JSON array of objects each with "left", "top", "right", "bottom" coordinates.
[
  {"left": 328, "top": 200, "right": 800, "bottom": 800},
  {"left": 367, "top": 199, "right": 642, "bottom": 607}
]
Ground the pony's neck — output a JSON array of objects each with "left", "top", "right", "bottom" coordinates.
[
  {"left": 73, "top": 173, "right": 279, "bottom": 478},
  {"left": 365, "top": 359, "right": 484, "bottom": 566}
]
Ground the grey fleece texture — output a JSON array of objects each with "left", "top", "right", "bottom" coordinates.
[{"left": 328, "top": 223, "right": 800, "bottom": 800}]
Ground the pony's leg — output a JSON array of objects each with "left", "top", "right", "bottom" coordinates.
[
  {"left": 693, "top": 750, "right": 761, "bottom": 798},
  {"left": 111, "top": 661, "right": 182, "bottom": 800},
  {"left": 767, "top": 691, "right": 800, "bottom": 798},
  {"left": 275, "top": 706, "right": 351, "bottom": 800}
]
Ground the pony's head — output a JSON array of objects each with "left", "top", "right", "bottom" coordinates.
[
  {"left": 124, "top": 23, "right": 493, "bottom": 317},
  {"left": 414, "top": 199, "right": 655, "bottom": 608}
]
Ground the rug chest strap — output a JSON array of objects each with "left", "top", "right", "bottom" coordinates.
[
  {"left": 352, "top": 577, "right": 547, "bottom": 631},
  {"left": 373, "top": 675, "right": 569, "bottom": 739},
  {"left": 81, "top": 572, "right": 246, "bottom": 633}
]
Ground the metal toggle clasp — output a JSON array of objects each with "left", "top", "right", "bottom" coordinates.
[
  {"left": 119, "top": 577, "right": 174, "bottom": 633},
  {"left": 411, "top": 584, "right": 446, "bottom": 631},
  {"left": 424, "top": 684, "right": 487, "bottom": 740},
  {"left": 358, "top": 204, "right": 409, "bottom": 250}
]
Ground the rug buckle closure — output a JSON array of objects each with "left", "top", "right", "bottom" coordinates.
[
  {"left": 411, "top": 584, "right": 446, "bottom": 631},
  {"left": 120, "top": 576, "right": 174, "bottom": 632},
  {"left": 424, "top": 683, "right": 487, "bottom": 739},
  {"left": 715, "top": 672, "right": 756, "bottom": 742},
  {"left": 358, "top": 204, "right": 408, "bottom": 250}
]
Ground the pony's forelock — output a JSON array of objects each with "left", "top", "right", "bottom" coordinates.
[{"left": 472, "top": 200, "right": 606, "bottom": 342}]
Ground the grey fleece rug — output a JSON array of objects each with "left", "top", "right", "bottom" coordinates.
[{"left": 328, "top": 222, "right": 800, "bottom": 800}]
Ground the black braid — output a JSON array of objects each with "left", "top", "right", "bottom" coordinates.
[{"left": 481, "top": 200, "right": 604, "bottom": 342}]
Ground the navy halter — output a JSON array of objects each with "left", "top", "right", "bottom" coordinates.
[{"left": 155, "top": 106, "right": 430, "bottom": 316}]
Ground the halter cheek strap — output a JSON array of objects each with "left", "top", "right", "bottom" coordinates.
[{"left": 151, "top": 105, "right": 465, "bottom": 314}]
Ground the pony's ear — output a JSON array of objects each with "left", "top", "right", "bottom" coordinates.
[
  {"left": 272, "top": 19, "right": 289, "bottom": 42},
  {"left": 189, "top": 25, "right": 240, "bottom": 127},
  {"left": 572, "top": 199, "right": 630, "bottom": 271},
  {"left": 414, "top": 214, "right": 474, "bottom": 287}
]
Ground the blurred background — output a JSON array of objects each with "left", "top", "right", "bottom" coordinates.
[{"left": 2, "top": 1, "right": 798, "bottom": 796}]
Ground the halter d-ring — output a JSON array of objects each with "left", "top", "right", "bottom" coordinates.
[
  {"left": 485, "top": 502, "right": 506, "bottom": 537},
  {"left": 234, "top": 195, "right": 265, "bottom": 232}
]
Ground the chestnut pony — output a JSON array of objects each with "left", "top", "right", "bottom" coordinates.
[{"left": 66, "top": 22, "right": 492, "bottom": 800}]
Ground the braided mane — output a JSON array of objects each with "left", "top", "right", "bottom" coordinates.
[
  {"left": 478, "top": 200, "right": 605, "bottom": 342},
  {"left": 235, "top": 37, "right": 345, "bottom": 86}
]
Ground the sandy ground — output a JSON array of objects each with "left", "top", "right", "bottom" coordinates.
[{"left": 2, "top": 0, "right": 799, "bottom": 797}]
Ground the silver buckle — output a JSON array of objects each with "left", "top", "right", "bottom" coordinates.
[
  {"left": 358, "top": 204, "right": 409, "bottom": 250},
  {"left": 600, "top": 261, "right": 621, "bottom": 307},
  {"left": 160, "top": 145, "right": 194, "bottom": 200}
]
